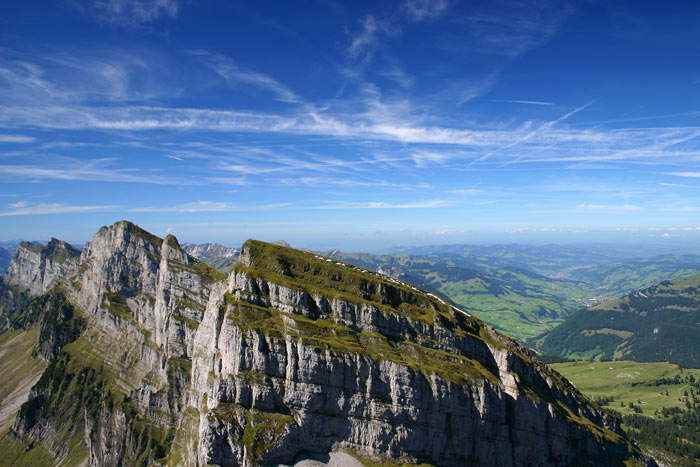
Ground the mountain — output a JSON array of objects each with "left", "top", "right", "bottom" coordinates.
[
  {"left": 563, "top": 255, "right": 700, "bottom": 296},
  {"left": 3, "top": 239, "right": 81, "bottom": 296},
  {"left": 537, "top": 273, "right": 700, "bottom": 367},
  {"left": 0, "top": 220, "right": 647, "bottom": 466},
  {"left": 386, "top": 243, "right": 648, "bottom": 277},
  {"left": 0, "top": 247, "right": 10, "bottom": 275},
  {"left": 182, "top": 242, "right": 240, "bottom": 275}
]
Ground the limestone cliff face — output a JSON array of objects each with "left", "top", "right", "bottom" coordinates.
[
  {"left": 0, "top": 221, "right": 646, "bottom": 466},
  {"left": 4, "top": 239, "right": 81, "bottom": 296}
]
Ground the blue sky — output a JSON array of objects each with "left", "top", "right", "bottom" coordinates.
[{"left": 1, "top": 0, "right": 700, "bottom": 251}]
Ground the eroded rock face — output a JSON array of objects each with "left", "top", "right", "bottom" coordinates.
[
  {"left": 4, "top": 239, "right": 81, "bottom": 296},
  {"left": 0, "top": 221, "right": 643, "bottom": 466}
]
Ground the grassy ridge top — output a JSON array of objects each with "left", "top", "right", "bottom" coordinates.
[{"left": 235, "top": 240, "right": 459, "bottom": 324}]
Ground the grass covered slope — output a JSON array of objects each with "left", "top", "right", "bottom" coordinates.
[
  {"left": 0, "top": 326, "right": 47, "bottom": 434},
  {"left": 237, "top": 240, "right": 466, "bottom": 325},
  {"left": 538, "top": 273, "right": 700, "bottom": 366}
]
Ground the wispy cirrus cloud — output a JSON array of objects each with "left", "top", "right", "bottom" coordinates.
[
  {"left": 403, "top": 0, "right": 449, "bottom": 21},
  {"left": 0, "top": 158, "right": 200, "bottom": 185},
  {"left": 4, "top": 103, "right": 700, "bottom": 171},
  {"left": 493, "top": 99, "right": 554, "bottom": 106},
  {"left": 475, "top": 100, "right": 596, "bottom": 166},
  {"left": 130, "top": 201, "right": 230, "bottom": 213},
  {"left": 319, "top": 199, "right": 452, "bottom": 209},
  {"left": 452, "top": 1, "right": 574, "bottom": 57},
  {"left": 193, "top": 51, "right": 301, "bottom": 104},
  {"left": 0, "top": 202, "right": 117, "bottom": 216},
  {"left": 0, "top": 134, "right": 36, "bottom": 143},
  {"left": 344, "top": 0, "right": 449, "bottom": 74},
  {"left": 578, "top": 203, "right": 641, "bottom": 212},
  {"left": 130, "top": 201, "right": 291, "bottom": 213},
  {"left": 277, "top": 176, "right": 431, "bottom": 190},
  {"left": 79, "top": 0, "right": 180, "bottom": 25}
]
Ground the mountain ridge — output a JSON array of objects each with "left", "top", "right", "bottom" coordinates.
[
  {"left": 0, "top": 221, "right": 648, "bottom": 466},
  {"left": 537, "top": 272, "right": 700, "bottom": 367}
]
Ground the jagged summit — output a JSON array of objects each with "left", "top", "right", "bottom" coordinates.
[{"left": 0, "top": 221, "right": 649, "bottom": 466}]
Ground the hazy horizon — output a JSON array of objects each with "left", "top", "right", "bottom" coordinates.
[{"left": 4, "top": 221, "right": 700, "bottom": 257}]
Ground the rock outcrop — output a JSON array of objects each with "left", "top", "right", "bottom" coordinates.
[
  {"left": 0, "top": 221, "right": 648, "bottom": 466},
  {"left": 4, "top": 239, "right": 80, "bottom": 296}
]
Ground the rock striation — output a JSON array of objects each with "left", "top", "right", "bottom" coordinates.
[{"left": 0, "top": 221, "right": 650, "bottom": 466}]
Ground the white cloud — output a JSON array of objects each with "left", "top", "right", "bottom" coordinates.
[
  {"left": 130, "top": 201, "right": 231, "bottom": 213},
  {"left": 667, "top": 172, "right": 700, "bottom": 178},
  {"left": 9, "top": 200, "right": 29, "bottom": 208},
  {"left": 493, "top": 99, "right": 554, "bottom": 106},
  {"left": 449, "top": 189, "right": 483, "bottom": 196},
  {"left": 411, "top": 151, "right": 452, "bottom": 168},
  {"left": 128, "top": 201, "right": 291, "bottom": 213},
  {"left": 348, "top": 15, "right": 381, "bottom": 59},
  {"left": 0, "top": 134, "right": 36, "bottom": 143},
  {"left": 319, "top": 199, "right": 452, "bottom": 209},
  {"left": 578, "top": 203, "right": 641, "bottom": 212},
  {"left": 403, "top": 0, "right": 449, "bottom": 21},
  {"left": 277, "top": 176, "right": 430, "bottom": 190},
  {"left": 0, "top": 160, "right": 200, "bottom": 185},
  {"left": 0, "top": 202, "right": 117, "bottom": 216},
  {"left": 87, "top": 0, "right": 179, "bottom": 25},
  {"left": 208, "top": 177, "right": 248, "bottom": 186},
  {"left": 193, "top": 51, "right": 301, "bottom": 104}
]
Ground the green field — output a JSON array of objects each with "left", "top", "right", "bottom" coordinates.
[{"left": 551, "top": 360, "right": 700, "bottom": 418}]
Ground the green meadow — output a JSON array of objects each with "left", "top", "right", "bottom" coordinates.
[{"left": 551, "top": 360, "right": 700, "bottom": 418}]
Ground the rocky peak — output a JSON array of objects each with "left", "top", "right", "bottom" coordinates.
[{"left": 3, "top": 238, "right": 81, "bottom": 296}]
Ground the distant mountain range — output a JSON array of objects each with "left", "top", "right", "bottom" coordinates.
[
  {"left": 536, "top": 273, "right": 700, "bottom": 367},
  {"left": 181, "top": 242, "right": 239, "bottom": 273}
]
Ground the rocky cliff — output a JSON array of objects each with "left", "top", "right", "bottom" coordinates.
[
  {"left": 0, "top": 221, "right": 649, "bottom": 466},
  {"left": 4, "top": 239, "right": 81, "bottom": 296}
]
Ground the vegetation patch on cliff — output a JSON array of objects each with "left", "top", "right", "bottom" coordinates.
[
  {"left": 223, "top": 294, "right": 499, "bottom": 386},
  {"left": 235, "top": 240, "right": 453, "bottom": 325}
]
